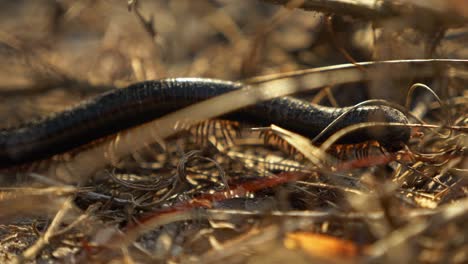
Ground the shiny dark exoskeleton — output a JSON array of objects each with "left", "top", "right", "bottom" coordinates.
[{"left": 0, "top": 78, "right": 410, "bottom": 168}]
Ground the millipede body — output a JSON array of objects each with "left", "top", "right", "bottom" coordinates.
[{"left": 0, "top": 78, "right": 410, "bottom": 168}]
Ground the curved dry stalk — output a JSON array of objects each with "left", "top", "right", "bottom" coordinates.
[
  {"left": 261, "top": 0, "right": 467, "bottom": 26},
  {"left": 320, "top": 122, "right": 411, "bottom": 152},
  {"left": 406, "top": 83, "right": 454, "bottom": 139},
  {"left": 245, "top": 59, "right": 468, "bottom": 84},
  {"left": 311, "top": 99, "right": 411, "bottom": 143}
]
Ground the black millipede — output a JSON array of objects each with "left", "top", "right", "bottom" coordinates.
[{"left": 0, "top": 78, "right": 410, "bottom": 168}]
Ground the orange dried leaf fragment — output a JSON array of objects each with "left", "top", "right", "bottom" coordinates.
[{"left": 284, "top": 232, "right": 363, "bottom": 260}]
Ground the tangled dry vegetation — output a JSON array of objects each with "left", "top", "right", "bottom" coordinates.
[{"left": 0, "top": 0, "right": 467, "bottom": 263}]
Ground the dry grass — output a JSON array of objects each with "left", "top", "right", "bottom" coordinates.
[{"left": 0, "top": 0, "right": 466, "bottom": 263}]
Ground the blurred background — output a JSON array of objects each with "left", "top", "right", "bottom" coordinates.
[{"left": 0, "top": 0, "right": 466, "bottom": 126}]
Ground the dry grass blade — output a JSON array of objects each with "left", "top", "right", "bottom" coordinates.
[
  {"left": 366, "top": 197, "right": 468, "bottom": 259},
  {"left": 15, "top": 198, "right": 76, "bottom": 263},
  {"left": 254, "top": 124, "right": 334, "bottom": 167},
  {"left": 245, "top": 59, "right": 468, "bottom": 84},
  {"left": 0, "top": 186, "right": 78, "bottom": 222}
]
